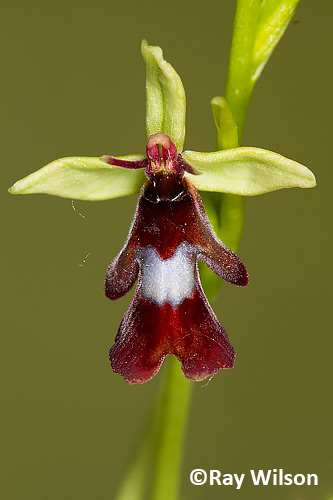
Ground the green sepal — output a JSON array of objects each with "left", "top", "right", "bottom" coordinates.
[
  {"left": 141, "top": 40, "right": 186, "bottom": 152},
  {"left": 183, "top": 147, "right": 316, "bottom": 195},
  {"left": 8, "top": 155, "right": 146, "bottom": 200}
]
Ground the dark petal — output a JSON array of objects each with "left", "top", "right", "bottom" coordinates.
[
  {"left": 177, "top": 154, "right": 201, "bottom": 175},
  {"left": 100, "top": 156, "right": 148, "bottom": 170},
  {"left": 110, "top": 271, "right": 235, "bottom": 384}
]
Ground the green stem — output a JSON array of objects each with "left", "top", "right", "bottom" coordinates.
[
  {"left": 114, "top": 359, "right": 193, "bottom": 500},
  {"left": 217, "top": 1, "right": 262, "bottom": 254},
  {"left": 225, "top": 0, "right": 260, "bottom": 141},
  {"left": 151, "top": 358, "right": 193, "bottom": 500},
  {"left": 114, "top": 436, "right": 152, "bottom": 500},
  {"left": 114, "top": 400, "right": 159, "bottom": 500}
]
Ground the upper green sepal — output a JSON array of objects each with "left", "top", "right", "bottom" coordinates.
[
  {"left": 8, "top": 155, "right": 146, "bottom": 200},
  {"left": 141, "top": 40, "right": 186, "bottom": 152},
  {"left": 183, "top": 147, "right": 316, "bottom": 195}
]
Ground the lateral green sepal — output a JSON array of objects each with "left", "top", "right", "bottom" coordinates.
[
  {"left": 8, "top": 155, "right": 146, "bottom": 200},
  {"left": 183, "top": 147, "right": 316, "bottom": 195}
]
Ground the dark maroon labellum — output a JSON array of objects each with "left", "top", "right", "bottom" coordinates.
[{"left": 103, "top": 134, "right": 248, "bottom": 384}]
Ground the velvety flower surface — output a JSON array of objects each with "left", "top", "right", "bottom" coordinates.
[{"left": 104, "top": 133, "right": 248, "bottom": 384}]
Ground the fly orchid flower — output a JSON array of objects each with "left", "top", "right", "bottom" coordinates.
[
  {"left": 102, "top": 132, "right": 248, "bottom": 383},
  {"left": 8, "top": 41, "right": 316, "bottom": 384}
]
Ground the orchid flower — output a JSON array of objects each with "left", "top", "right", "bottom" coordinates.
[
  {"left": 9, "top": 40, "right": 316, "bottom": 384},
  {"left": 103, "top": 132, "right": 248, "bottom": 383}
]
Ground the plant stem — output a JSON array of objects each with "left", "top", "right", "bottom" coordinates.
[
  {"left": 218, "top": 1, "right": 261, "bottom": 253},
  {"left": 225, "top": 0, "right": 260, "bottom": 141},
  {"left": 114, "top": 403, "right": 158, "bottom": 500},
  {"left": 114, "top": 436, "right": 152, "bottom": 500},
  {"left": 114, "top": 359, "right": 193, "bottom": 500},
  {"left": 151, "top": 358, "right": 193, "bottom": 500}
]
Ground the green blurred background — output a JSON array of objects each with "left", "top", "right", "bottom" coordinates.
[{"left": 1, "top": 1, "right": 332, "bottom": 499}]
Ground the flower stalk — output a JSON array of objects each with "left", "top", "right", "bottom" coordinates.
[
  {"left": 114, "top": 359, "right": 192, "bottom": 500},
  {"left": 151, "top": 358, "right": 193, "bottom": 500}
]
